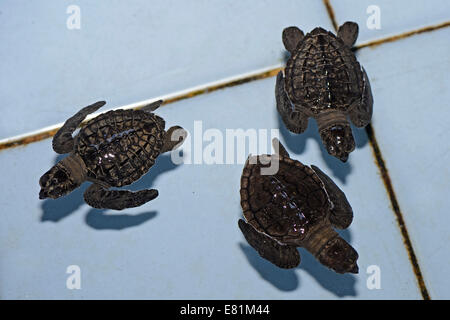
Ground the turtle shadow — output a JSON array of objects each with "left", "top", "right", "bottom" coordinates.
[
  {"left": 85, "top": 210, "right": 157, "bottom": 230},
  {"left": 238, "top": 228, "right": 357, "bottom": 297},
  {"left": 282, "top": 50, "right": 290, "bottom": 64},
  {"left": 40, "top": 183, "right": 90, "bottom": 222},
  {"left": 238, "top": 243, "right": 300, "bottom": 292},
  {"left": 297, "top": 228, "right": 357, "bottom": 298},
  {"left": 40, "top": 153, "right": 180, "bottom": 230},
  {"left": 277, "top": 112, "right": 368, "bottom": 184}
]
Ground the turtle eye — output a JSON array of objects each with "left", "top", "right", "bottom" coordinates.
[
  {"left": 39, "top": 173, "right": 50, "bottom": 186},
  {"left": 54, "top": 169, "right": 68, "bottom": 182}
]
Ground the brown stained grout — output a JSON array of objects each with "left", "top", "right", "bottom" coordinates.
[
  {"left": 356, "top": 21, "right": 450, "bottom": 50},
  {"left": 365, "top": 125, "right": 431, "bottom": 300},
  {"left": 322, "top": 0, "right": 432, "bottom": 300},
  {"left": 0, "top": 68, "right": 281, "bottom": 152},
  {"left": 0, "top": 129, "right": 60, "bottom": 151},
  {"left": 323, "top": 0, "right": 339, "bottom": 31},
  {"left": 162, "top": 68, "right": 281, "bottom": 105}
]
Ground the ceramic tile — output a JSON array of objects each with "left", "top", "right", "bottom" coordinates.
[
  {"left": 0, "top": 0, "right": 332, "bottom": 139},
  {"left": 355, "top": 27, "right": 450, "bottom": 299},
  {"left": 0, "top": 77, "right": 421, "bottom": 299},
  {"left": 329, "top": 0, "right": 449, "bottom": 44}
]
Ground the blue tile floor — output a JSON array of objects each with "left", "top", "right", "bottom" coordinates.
[
  {"left": 356, "top": 27, "right": 450, "bottom": 298},
  {"left": 0, "top": 0, "right": 332, "bottom": 139},
  {"left": 0, "top": 1, "right": 449, "bottom": 299},
  {"left": 330, "top": 0, "right": 450, "bottom": 43}
]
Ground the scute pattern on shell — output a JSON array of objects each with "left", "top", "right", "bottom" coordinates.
[
  {"left": 285, "top": 27, "right": 363, "bottom": 114},
  {"left": 75, "top": 109, "right": 165, "bottom": 187},
  {"left": 240, "top": 155, "right": 329, "bottom": 244}
]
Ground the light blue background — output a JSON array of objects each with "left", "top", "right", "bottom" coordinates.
[{"left": 0, "top": 0, "right": 449, "bottom": 299}]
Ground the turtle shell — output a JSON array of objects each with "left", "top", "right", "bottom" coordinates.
[
  {"left": 285, "top": 27, "right": 363, "bottom": 114},
  {"left": 75, "top": 109, "right": 165, "bottom": 187},
  {"left": 240, "top": 155, "right": 331, "bottom": 245}
]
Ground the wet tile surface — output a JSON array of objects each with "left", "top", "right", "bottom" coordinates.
[
  {"left": 0, "top": 78, "right": 421, "bottom": 299},
  {"left": 0, "top": 0, "right": 332, "bottom": 139},
  {"left": 355, "top": 28, "right": 450, "bottom": 299}
]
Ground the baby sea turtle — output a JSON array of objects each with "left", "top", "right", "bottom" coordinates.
[
  {"left": 276, "top": 22, "right": 373, "bottom": 162},
  {"left": 39, "top": 100, "right": 186, "bottom": 210},
  {"left": 238, "top": 138, "right": 358, "bottom": 273}
]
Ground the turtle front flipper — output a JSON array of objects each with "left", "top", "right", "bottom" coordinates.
[
  {"left": 52, "top": 101, "right": 106, "bottom": 154},
  {"left": 282, "top": 26, "right": 304, "bottom": 53},
  {"left": 161, "top": 126, "right": 187, "bottom": 153},
  {"left": 311, "top": 165, "right": 353, "bottom": 229},
  {"left": 141, "top": 99, "right": 163, "bottom": 113},
  {"left": 348, "top": 67, "right": 373, "bottom": 128},
  {"left": 337, "top": 21, "right": 359, "bottom": 47},
  {"left": 276, "top": 71, "right": 309, "bottom": 134},
  {"left": 84, "top": 183, "right": 158, "bottom": 210},
  {"left": 238, "top": 219, "right": 300, "bottom": 269}
]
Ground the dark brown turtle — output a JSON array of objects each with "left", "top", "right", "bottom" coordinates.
[
  {"left": 277, "top": 22, "right": 373, "bottom": 162},
  {"left": 238, "top": 138, "right": 358, "bottom": 274},
  {"left": 39, "top": 100, "right": 186, "bottom": 210}
]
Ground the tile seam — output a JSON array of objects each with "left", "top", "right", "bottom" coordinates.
[
  {"left": 322, "top": 0, "right": 431, "bottom": 300},
  {"left": 365, "top": 125, "right": 431, "bottom": 300},
  {"left": 356, "top": 21, "right": 450, "bottom": 50},
  {"left": 0, "top": 66, "right": 282, "bottom": 151}
]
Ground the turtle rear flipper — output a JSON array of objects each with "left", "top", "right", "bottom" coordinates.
[
  {"left": 238, "top": 219, "right": 300, "bottom": 269},
  {"left": 52, "top": 100, "right": 106, "bottom": 154},
  {"left": 84, "top": 183, "right": 158, "bottom": 210},
  {"left": 311, "top": 165, "right": 353, "bottom": 229},
  {"left": 348, "top": 67, "right": 373, "bottom": 128},
  {"left": 276, "top": 71, "right": 309, "bottom": 134}
]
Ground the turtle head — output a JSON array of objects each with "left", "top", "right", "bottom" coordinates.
[
  {"left": 318, "top": 236, "right": 359, "bottom": 274},
  {"left": 320, "top": 124, "right": 355, "bottom": 162},
  {"left": 39, "top": 155, "right": 85, "bottom": 199}
]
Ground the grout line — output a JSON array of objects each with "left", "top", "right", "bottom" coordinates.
[
  {"left": 323, "top": 0, "right": 450, "bottom": 51},
  {"left": 162, "top": 66, "right": 282, "bottom": 105},
  {"left": 365, "top": 125, "right": 431, "bottom": 300},
  {"left": 0, "top": 19, "right": 449, "bottom": 153},
  {"left": 356, "top": 21, "right": 450, "bottom": 50},
  {"left": 322, "top": 0, "right": 431, "bottom": 300},
  {"left": 0, "top": 65, "right": 282, "bottom": 151},
  {"left": 358, "top": 33, "right": 431, "bottom": 301},
  {"left": 323, "top": 0, "right": 338, "bottom": 31}
]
